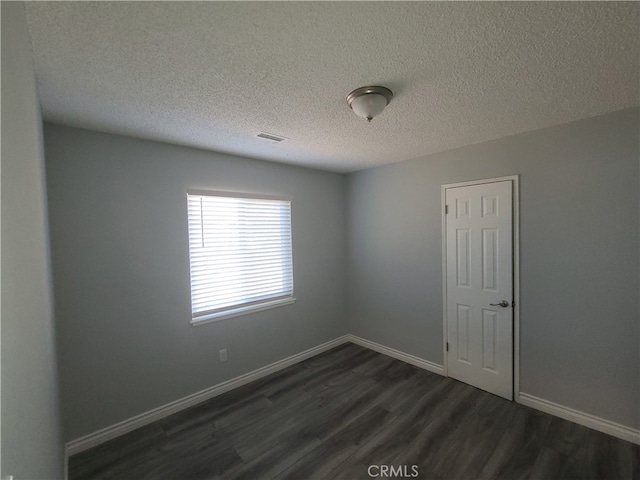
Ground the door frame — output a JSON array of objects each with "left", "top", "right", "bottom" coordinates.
[{"left": 441, "top": 175, "right": 520, "bottom": 399}]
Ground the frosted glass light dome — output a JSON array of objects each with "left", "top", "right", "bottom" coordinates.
[{"left": 346, "top": 86, "right": 393, "bottom": 122}]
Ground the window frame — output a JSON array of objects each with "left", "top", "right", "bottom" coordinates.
[{"left": 186, "top": 189, "right": 295, "bottom": 326}]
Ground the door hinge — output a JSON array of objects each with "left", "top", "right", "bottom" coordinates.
[
  {"left": 446, "top": 342, "right": 449, "bottom": 352},
  {"left": 445, "top": 205, "right": 449, "bottom": 214}
]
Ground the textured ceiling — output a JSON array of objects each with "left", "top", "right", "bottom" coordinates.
[{"left": 25, "top": 2, "right": 639, "bottom": 173}]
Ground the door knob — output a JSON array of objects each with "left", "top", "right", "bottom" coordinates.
[{"left": 490, "top": 300, "right": 510, "bottom": 308}]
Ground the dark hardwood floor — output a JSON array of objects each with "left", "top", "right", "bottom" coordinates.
[{"left": 69, "top": 343, "right": 639, "bottom": 480}]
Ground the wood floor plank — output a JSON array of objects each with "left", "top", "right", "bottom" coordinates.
[
  {"left": 68, "top": 423, "right": 167, "bottom": 480},
  {"left": 273, "top": 405, "right": 395, "bottom": 480},
  {"left": 323, "top": 379, "right": 471, "bottom": 479},
  {"left": 527, "top": 447, "right": 569, "bottom": 480},
  {"left": 393, "top": 383, "right": 487, "bottom": 477},
  {"left": 220, "top": 423, "right": 323, "bottom": 480},
  {"left": 587, "top": 431, "right": 636, "bottom": 480},
  {"left": 376, "top": 368, "right": 446, "bottom": 414},
  {"left": 230, "top": 391, "right": 326, "bottom": 461},
  {"left": 69, "top": 344, "right": 640, "bottom": 480},
  {"left": 544, "top": 416, "right": 593, "bottom": 459},
  {"left": 429, "top": 391, "right": 520, "bottom": 479},
  {"left": 160, "top": 392, "right": 273, "bottom": 437},
  {"left": 261, "top": 347, "right": 374, "bottom": 402},
  {"left": 477, "top": 404, "right": 553, "bottom": 480},
  {"left": 301, "top": 343, "right": 371, "bottom": 370}
]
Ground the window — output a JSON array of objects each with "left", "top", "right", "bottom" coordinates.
[{"left": 186, "top": 191, "right": 294, "bottom": 324}]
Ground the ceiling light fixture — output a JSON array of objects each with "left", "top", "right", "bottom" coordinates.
[{"left": 346, "top": 86, "right": 393, "bottom": 122}]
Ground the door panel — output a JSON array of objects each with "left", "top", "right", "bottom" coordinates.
[
  {"left": 457, "top": 304, "right": 471, "bottom": 363},
  {"left": 446, "top": 181, "right": 513, "bottom": 399}
]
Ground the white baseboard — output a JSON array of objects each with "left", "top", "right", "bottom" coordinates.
[
  {"left": 66, "top": 335, "right": 350, "bottom": 456},
  {"left": 346, "top": 334, "right": 445, "bottom": 376},
  {"left": 518, "top": 392, "right": 640, "bottom": 445},
  {"left": 66, "top": 334, "right": 639, "bottom": 461}
]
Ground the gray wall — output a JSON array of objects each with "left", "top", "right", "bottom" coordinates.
[
  {"left": 347, "top": 108, "right": 640, "bottom": 430},
  {"left": 44, "top": 124, "right": 347, "bottom": 441},
  {"left": 43, "top": 108, "right": 638, "bottom": 440},
  {"left": 1, "top": 2, "right": 64, "bottom": 478}
]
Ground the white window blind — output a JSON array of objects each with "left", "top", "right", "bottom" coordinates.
[{"left": 187, "top": 192, "right": 294, "bottom": 323}]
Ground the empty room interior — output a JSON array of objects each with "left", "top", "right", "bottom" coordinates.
[{"left": 2, "top": 2, "right": 639, "bottom": 479}]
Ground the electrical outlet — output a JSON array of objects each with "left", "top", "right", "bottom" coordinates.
[{"left": 219, "top": 348, "right": 228, "bottom": 363}]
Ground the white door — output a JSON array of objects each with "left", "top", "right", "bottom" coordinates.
[{"left": 445, "top": 180, "right": 513, "bottom": 400}]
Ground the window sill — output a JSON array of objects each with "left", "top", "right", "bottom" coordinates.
[{"left": 190, "top": 297, "right": 296, "bottom": 326}]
